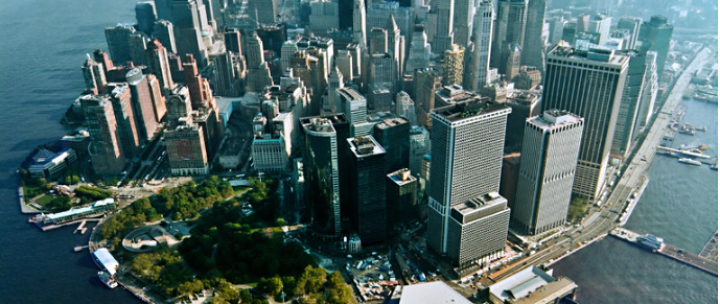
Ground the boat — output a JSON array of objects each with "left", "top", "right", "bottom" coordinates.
[
  {"left": 98, "top": 271, "right": 118, "bottom": 289},
  {"left": 636, "top": 234, "right": 664, "bottom": 252},
  {"left": 699, "top": 144, "right": 710, "bottom": 150},
  {"left": 678, "top": 158, "right": 702, "bottom": 166},
  {"left": 711, "top": 164, "right": 718, "bottom": 171}
]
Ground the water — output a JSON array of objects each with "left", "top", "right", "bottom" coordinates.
[
  {"left": 0, "top": 0, "right": 717, "bottom": 303},
  {"left": 552, "top": 99, "right": 719, "bottom": 304},
  {"left": 0, "top": 0, "right": 142, "bottom": 303}
]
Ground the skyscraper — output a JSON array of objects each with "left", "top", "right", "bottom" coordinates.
[
  {"left": 104, "top": 24, "right": 138, "bottom": 65},
  {"left": 165, "top": 116, "right": 209, "bottom": 175},
  {"left": 353, "top": 0, "right": 367, "bottom": 49},
  {"left": 153, "top": 19, "right": 177, "bottom": 54},
  {"left": 373, "top": 117, "right": 410, "bottom": 174},
  {"left": 136, "top": 1, "right": 158, "bottom": 35},
  {"left": 617, "top": 17, "right": 642, "bottom": 50},
  {"left": 426, "top": 99, "right": 511, "bottom": 265},
  {"left": 413, "top": 68, "right": 442, "bottom": 129},
  {"left": 463, "top": 0, "right": 493, "bottom": 91},
  {"left": 611, "top": 50, "right": 649, "bottom": 159},
  {"left": 491, "top": 0, "right": 527, "bottom": 76},
  {"left": 542, "top": 44, "right": 629, "bottom": 201},
  {"left": 638, "top": 15, "right": 673, "bottom": 81},
  {"left": 442, "top": 44, "right": 464, "bottom": 86},
  {"left": 224, "top": 28, "right": 243, "bottom": 55},
  {"left": 587, "top": 13, "right": 611, "bottom": 45},
  {"left": 248, "top": 0, "right": 277, "bottom": 23},
  {"left": 430, "top": 0, "right": 454, "bottom": 52},
  {"left": 347, "top": 136, "right": 387, "bottom": 245},
  {"left": 409, "top": 125, "right": 430, "bottom": 178},
  {"left": 512, "top": 110, "right": 583, "bottom": 235},
  {"left": 451, "top": 0, "right": 472, "bottom": 47},
  {"left": 301, "top": 115, "right": 349, "bottom": 236},
  {"left": 395, "top": 91, "right": 416, "bottom": 125},
  {"left": 79, "top": 94, "right": 126, "bottom": 176},
  {"left": 521, "top": 0, "right": 546, "bottom": 72},
  {"left": 404, "top": 25, "right": 432, "bottom": 75},
  {"left": 386, "top": 168, "right": 418, "bottom": 224},
  {"left": 126, "top": 68, "right": 161, "bottom": 142},
  {"left": 634, "top": 51, "right": 658, "bottom": 138},
  {"left": 170, "top": 0, "right": 209, "bottom": 68},
  {"left": 310, "top": 0, "right": 340, "bottom": 35},
  {"left": 145, "top": 40, "right": 175, "bottom": 92},
  {"left": 109, "top": 84, "right": 141, "bottom": 159}
]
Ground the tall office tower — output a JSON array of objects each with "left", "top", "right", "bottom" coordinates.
[
  {"left": 463, "top": 0, "right": 493, "bottom": 91},
  {"left": 426, "top": 99, "right": 511, "bottom": 266},
  {"left": 576, "top": 13, "right": 589, "bottom": 33},
  {"left": 183, "top": 54, "right": 210, "bottom": 109},
  {"left": 300, "top": 115, "right": 349, "bottom": 236},
  {"left": 129, "top": 32, "right": 149, "bottom": 66},
  {"left": 504, "top": 90, "right": 540, "bottom": 150},
  {"left": 452, "top": 0, "right": 472, "bottom": 47},
  {"left": 126, "top": 68, "right": 161, "bottom": 142},
  {"left": 209, "top": 0, "right": 226, "bottom": 28},
  {"left": 347, "top": 136, "right": 387, "bottom": 245},
  {"left": 442, "top": 44, "right": 464, "bottom": 86},
  {"left": 146, "top": 74, "right": 167, "bottom": 123},
  {"left": 521, "top": 0, "right": 546, "bottom": 72},
  {"left": 245, "top": 33, "right": 265, "bottom": 68},
  {"left": 430, "top": 0, "right": 454, "bottom": 52},
  {"left": 165, "top": 116, "right": 210, "bottom": 175},
  {"left": 638, "top": 15, "right": 673, "bottom": 81},
  {"left": 310, "top": 0, "right": 339, "bottom": 35},
  {"left": 136, "top": 1, "right": 158, "bottom": 35},
  {"left": 224, "top": 28, "right": 242, "bottom": 55},
  {"left": 386, "top": 16, "right": 405, "bottom": 80},
  {"left": 404, "top": 25, "right": 432, "bottom": 75},
  {"left": 505, "top": 43, "right": 521, "bottom": 80},
  {"left": 395, "top": 91, "right": 416, "bottom": 125},
  {"left": 446, "top": 192, "right": 510, "bottom": 268},
  {"left": 512, "top": 110, "right": 583, "bottom": 235},
  {"left": 257, "top": 24, "right": 288, "bottom": 54},
  {"left": 210, "top": 51, "right": 237, "bottom": 96},
  {"left": 170, "top": 0, "right": 209, "bottom": 68},
  {"left": 104, "top": 24, "right": 138, "bottom": 65},
  {"left": 108, "top": 84, "right": 141, "bottom": 160},
  {"left": 368, "top": 53, "right": 396, "bottom": 89},
  {"left": 542, "top": 44, "right": 629, "bottom": 201},
  {"left": 353, "top": 0, "right": 367, "bottom": 49},
  {"left": 413, "top": 68, "right": 442, "bottom": 129},
  {"left": 145, "top": 40, "right": 175, "bottom": 92},
  {"left": 153, "top": 20, "right": 177, "bottom": 54},
  {"left": 366, "top": 1, "right": 413, "bottom": 45},
  {"left": 409, "top": 125, "right": 430, "bottom": 178},
  {"left": 346, "top": 44, "right": 363, "bottom": 79},
  {"left": 561, "top": 21, "right": 577, "bottom": 45},
  {"left": 336, "top": 50, "right": 354, "bottom": 81},
  {"left": 491, "top": 0, "right": 528, "bottom": 76},
  {"left": 202, "top": 0, "right": 217, "bottom": 31},
  {"left": 547, "top": 16, "right": 564, "bottom": 47},
  {"left": 370, "top": 28, "right": 389, "bottom": 54},
  {"left": 248, "top": 0, "right": 277, "bottom": 23},
  {"left": 386, "top": 168, "right": 418, "bottom": 224},
  {"left": 337, "top": 87, "right": 368, "bottom": 135},
  {"left": 635, "top": 51, "right": 658, "bottom": 138},
  {"left": 617, "top": 17, "right": 642, "bottom": 50},
  {"left": 323, "top": 67, "right": 344, "bottom": 114},
  {"left": 374, "top": 117, "right": 410, "bottom": 173},
  {"left": 500, "top": 152, "right": 521, "bottom": 209},
  {"left": 587, "top": 13, "right": 611, "bottom": 45},
  {"left": 611, "top": 50, "right": 653, "bottom": 159},
  {"left": 79, "top": 94, "right": 126, "bottom": 176},
  {"left": 166, "top": 86, "right": 193, "bottom": 123},
  {"left": 82, "top": 56, "right": 108, "bottom": 95},
  {"left": 281, "top": 41, "right": 299, "bottom": 72}
]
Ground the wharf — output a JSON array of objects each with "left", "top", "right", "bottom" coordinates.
[
  {"left": 699, "top": 230, "right": 718, "bottom": 261},
  {"left": 656, "top": 146, "right": 711, "bottom": 158},
  {"left": 610, "top": 228, "right": 718, "bottom": 276}
]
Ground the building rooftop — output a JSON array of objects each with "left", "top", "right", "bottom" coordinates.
[
  {"left": 348, "top": 136, "right": 386, "bottom": 158},
  {"left": 528, "top": 110, "right": 583, "bottom": 130},
  {"left": 549, "top": 43, "right": 629, "bottom": 66},
  {"left": 388, "top": 168, "right": 416, "bottom": 185},
  {"left": 431, "top": 99, "right": 509, "bottom": 123},
  {"left": 488, "top": 266, "right": 577, "bottom": 304},
  {"left": 451, "top": 192, "right": 508, "bottom": 224},
  {"left": 337, "top": 87, "right": 365, "bottom": 101},
  {"left": 375, "top": 117, "right": 408, "bottom": 130},
  {"left": 399, "top": 281, "right": 472, "bottom": 304}
]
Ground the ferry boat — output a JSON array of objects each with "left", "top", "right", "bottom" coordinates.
[
  {"left": 636, "top": 234, "right": 664, "bottom": 252},
  {"left": 98, "top": 271, "right": 118, "bottom": 289},
  {"left": 678, "top": 158, "right": 702, "bottom": 166},
  {"left": 711, "top": 163, "right": 718, "bottom": 171}
]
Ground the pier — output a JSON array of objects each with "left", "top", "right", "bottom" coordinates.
[
  {"left": 699, "top": 230, "right": 718, "bottom": 261},
  {"left": 74, "top": 220, "right": 88, "bottom": 234},
  {"left": 610, "top": 228, "right": 718, "bottom": 276},
  {"left": 656, "top": 145, "right": 711, "bottom": 158}
]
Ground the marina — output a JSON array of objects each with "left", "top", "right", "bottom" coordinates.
[{"left": 610, "top": 228, "right": 718, "bottom": 276}]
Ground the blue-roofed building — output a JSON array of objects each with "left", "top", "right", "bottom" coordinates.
[{"left": 28, "top": 148, "right": 77, "bottom": 180}]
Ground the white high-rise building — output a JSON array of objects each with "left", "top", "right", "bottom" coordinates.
[
  {"left": 512, "top": 110, "right": 583, "bottom": 235},
  {"left": 404, "top": 25, "right": 432, "bottom": 76},
  {"left": 353, "top": 0, "right": 367, "bottom": 49},
  {"left": 463, "top": 0, "right": 493, "bottom": 91}
]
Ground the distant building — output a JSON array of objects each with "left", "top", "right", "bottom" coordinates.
[
  {"left": 399, "top": 281, "right": 473, "bottom": 304},
  {"left": 512, "top": 110, "right": 583, "bottom": 235},
  {"left": 347, "top": 136, "right": 387, "bottom": 245},
  {"left": 638, "top": 16, "right": 673, "bottom": 81}
]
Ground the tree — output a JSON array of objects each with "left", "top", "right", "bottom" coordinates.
[{"left": 258, "top": 276, "right": 283, "bottom": 296}]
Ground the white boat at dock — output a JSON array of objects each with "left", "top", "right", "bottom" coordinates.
[{"left": 678, "top": 158, "right": 702, "bottom": 166}]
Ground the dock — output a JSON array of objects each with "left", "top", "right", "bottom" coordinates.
[
  {"left": 610, "top": 228, "right": 718, "bottom": 276},
  {"left": 656, "top": 146, "right": 711, "bottom": 158},
  {"left": 74, "top": 220, "right": 88, "bottom": 234},
  {"left": 699, "top": 230, "right": 718, "bottom": 261}
]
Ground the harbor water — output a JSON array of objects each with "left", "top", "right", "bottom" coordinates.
[
  {"left": 552, "top": 98, "right": 719, "bottom": 303},
  {"left": 0, "top": 0, "right": 717, "bottom": 303}
]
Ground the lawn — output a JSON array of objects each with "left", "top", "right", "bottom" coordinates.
[
  {"left": 233, "top": 187, "right": 251, "bottom": 196},
  {"left": 34, "top": 194, "right": 54, "bottom": 206}
]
